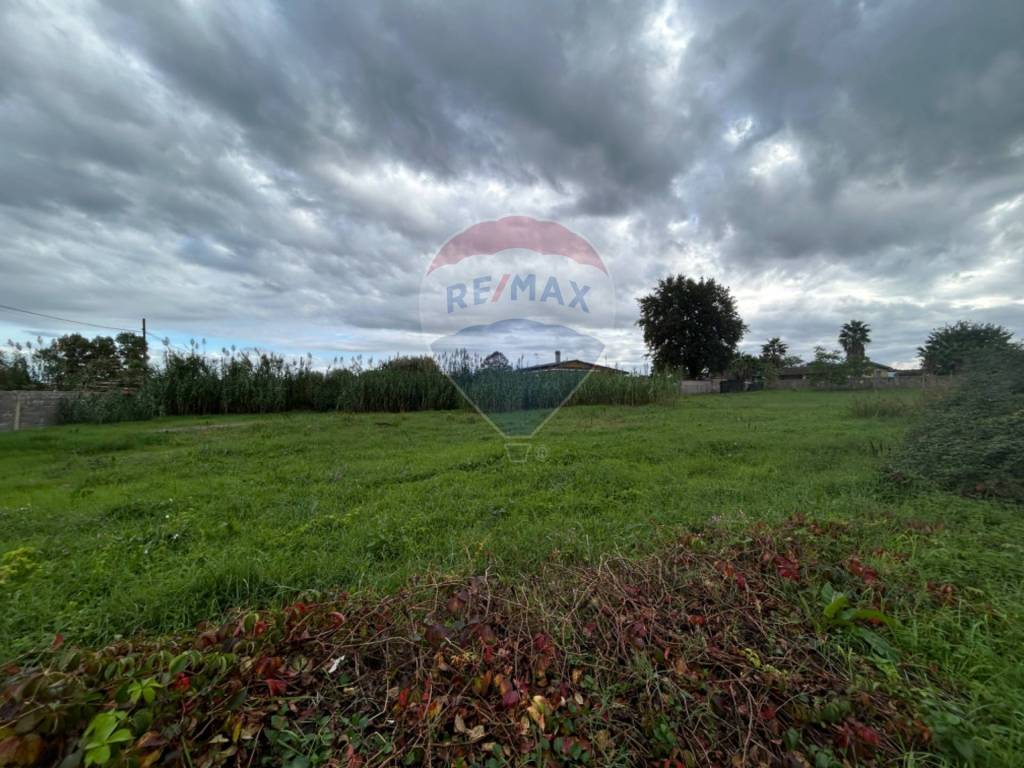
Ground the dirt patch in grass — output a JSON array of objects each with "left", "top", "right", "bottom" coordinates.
[{"left": 0, "top": 519, "right": 933, "bottom": 767}]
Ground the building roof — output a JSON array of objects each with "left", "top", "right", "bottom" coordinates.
[{"left": 519, "top": 359, "right": 627, "bottom": 375}]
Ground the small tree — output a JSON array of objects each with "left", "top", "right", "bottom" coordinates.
[
  {"left": 838, "top": 320, "right": 871, "bottom": 362},
  {"left": 480, "top": 351, "right": 512, "bottom": 372},
  {"left": 0, "top": 346, "right": 33, "bottom": 389},
  {"left": 808, "top": 347, "right": 849, "bottom": 387},
  {"left": 760, "top": 337, "right": 788, "bottom": 367},
  {"left": 918, "top": 321, "right": 1015, "bottom": 374},
  {"left": 728, "top": 353, "right": 762, "bottom": 381},
  {"left": 116, "top": 332, "right": 149, "bottom": 387},
  {"left": 637, "top": 275, "right": 747, "bottom": 377}
]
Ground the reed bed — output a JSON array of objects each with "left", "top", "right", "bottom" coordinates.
[{"left": 60, "top": 350, "right": 676, "bottom": 424}]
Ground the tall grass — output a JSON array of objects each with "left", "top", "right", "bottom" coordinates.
[
  {"left": 848, "top": 393, "right": 921, "bottom": 419},
  {"left": 60, "top": 349, "right": 676, "bottom": 424}
]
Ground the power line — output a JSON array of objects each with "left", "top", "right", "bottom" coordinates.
[
  {"left": 0, "top": 303, "right": 136, "bottom": 334},
  {"left": 0, "top": 304, "right": 288, "bottom": 360},
  {"left": 143, "top": 326, "right": 203, "bottom": 357}
]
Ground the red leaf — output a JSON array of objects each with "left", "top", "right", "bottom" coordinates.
[
  {"left": 51, "top": 632, "right": 65, "bottom": 649},
  {"left": 775, "top": 556, "right": 800, "bottom": 582},
  {"left": 501, "top": 689, "right": 521, "bottom": 709},
  {"left": 170, "top": 673, "right": 190, "bottom": 692},
  {"left": 264, "top": 678, "right": 288, "bottom": 696},
  {"left": 425, "top": 623, "right": 451, "bottom": 648},
  {"left": 446, "top": 594, "right": 466, "bottom": 615},
  {"left": 472, "top": 623, "right": 497, "bottom": 645},
  {"left": 346, "top": 744, "right": 364, "bottom": 768},
  {"left": 847, "top": 557, "right": 879, "bottom": 585},
  {"left": 395, "top": 687, "right": 411, "bottom": 710},
  {"left": 858, "top": 724, "right": 882, "bottom": 748}
]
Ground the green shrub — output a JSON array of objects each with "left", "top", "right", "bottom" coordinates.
[
  {"left": 59, "top": 389, "right": 160, "bottom": 424},
  {"left": 892, "top": 346, "right": 1024, "bottom": 501}
]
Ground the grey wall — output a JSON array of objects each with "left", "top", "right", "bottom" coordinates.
[{"left": 0, "top": 391, "right": 68, "bottom": 432}]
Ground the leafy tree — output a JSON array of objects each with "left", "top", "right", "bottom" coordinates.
[
  {"left": 36, "top": 334, "right": 93, "bottom": 388},
  {"left": 918, "top": 321, "right": 1015, "bottom": 374},
  {"left": 32, "top": 333, "right": 149, "bottom": 389},
  {"left": 116, "top": 332, "right": 149, "bottom": 387},
  {"left": 480, "top": 351, "right": 512, "bottom": 371},
  {"left": 0, "top": 346, "right": 33, "bottom": 389},
  {"left": 637, "top": 275, "right": 747, "bottom": 377},
  {"left": 88, "top": 335, "right": 121, "bottom": 385},
  {"left": 808, "top": 347, "right": 849, "bottom": 387},
  {"left": 728, "top": 353, "right": 762, "bottom": 381},
  {"left": 760, "top": 337, "right": 789, "bottom": 367},
  {"left": 838, "top": 320, "right": 871, "bottom": 361}
]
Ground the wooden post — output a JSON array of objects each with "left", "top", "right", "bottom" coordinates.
[{"left": 13, "top": 392, "right": 22, "bottom": 432}]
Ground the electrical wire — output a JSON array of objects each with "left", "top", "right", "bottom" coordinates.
[{"left": 0, "top": 303, "right": 137, "bottom": 334}]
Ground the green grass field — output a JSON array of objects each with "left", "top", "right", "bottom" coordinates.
[{"left": 2, "top": 390, "right": 1022, "bottom": 763}]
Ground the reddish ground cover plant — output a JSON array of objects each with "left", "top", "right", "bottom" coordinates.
[{"left": 1, "top": 522, "right": 927, "bottom": 767}]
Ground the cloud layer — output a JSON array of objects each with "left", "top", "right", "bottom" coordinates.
[{"left": 2, "top": 0, "right": 1022, "bottom": 367}]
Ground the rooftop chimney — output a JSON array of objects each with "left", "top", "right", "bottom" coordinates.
[{"left": 555, "top": 350, "right": 561, "bottom": 364}]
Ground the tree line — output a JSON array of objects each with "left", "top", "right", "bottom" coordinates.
[
  {"left": 1, "top": 280, "right": 1016, "bottom": 400},
  {"left": 636, "top": 274, "right": 1019, "bottom": 380},
  {"left": 0, "top": 333, "right": 148, "bottom": 390}
]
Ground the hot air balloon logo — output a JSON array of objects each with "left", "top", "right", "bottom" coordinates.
[{"left": 420, "top": 216, "right": 617, "bottom": 445}]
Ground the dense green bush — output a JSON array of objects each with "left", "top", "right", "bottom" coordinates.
[
  {"left": 892, "top": 347, "right": 1024, "bottom": 501},
  {"left": 59, "top": 388, "right": 162, "bottom": 425}
]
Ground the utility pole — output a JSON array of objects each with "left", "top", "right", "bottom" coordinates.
[{"left": 142, "top": 318, "right": 146, "bottom": 339}]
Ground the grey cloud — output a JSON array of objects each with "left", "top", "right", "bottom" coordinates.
[{"left": 0, "top": 0, "right": 1021, "bottom": 367}]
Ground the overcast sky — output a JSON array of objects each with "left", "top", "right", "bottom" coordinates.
[{"left": 2, "top": 0, "right": 1022, "bottom": 369}]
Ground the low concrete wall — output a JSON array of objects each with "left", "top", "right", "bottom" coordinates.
[
  {"left": 0, "top": 391, "right": 69, "bottom": 432},
  {"left": 680, "top": 378, "right": 724, "bottom": 395}
]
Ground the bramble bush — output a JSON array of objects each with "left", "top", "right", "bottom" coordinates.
[{"left": 891, "top": 346, "right": 1024, "bottom": 501}]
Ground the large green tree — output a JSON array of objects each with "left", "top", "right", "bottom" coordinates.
[
  {"left": 34, "top": 333, "right": 148, "bottom": 389},
  {"left": 637, "top": 275, "right": 747, "bottom": 377},
  {"left": 918, "top": 321, "right": 1015, "bottom": 374},
  {"left": 838, "top": 320, "right": 871, "bottom": 361}
]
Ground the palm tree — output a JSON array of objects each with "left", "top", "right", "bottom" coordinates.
[
  {"left": 760, "top": 337, "right": 789, "bottom": 367},
  {"left": 838, "top": 320, "right": 871, "bottom": 361}
]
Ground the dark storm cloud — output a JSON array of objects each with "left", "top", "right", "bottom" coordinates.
[{"left": 0, "top": 0, "right": 1021, "bottom": 365}]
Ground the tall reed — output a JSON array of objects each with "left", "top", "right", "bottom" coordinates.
[{"left": 60, "top": 348, "right": 678, "bottom": 424}]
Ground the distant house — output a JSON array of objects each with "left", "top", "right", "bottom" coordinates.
[
  {"left": 778, "top": 360, "right": 905, "bottom": 381},
  {"left": 777, "top": 366, "right": 809, "bottom": 381},
  {"left": 520, "top": 350, "right": 627, "bottom": 375}
]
